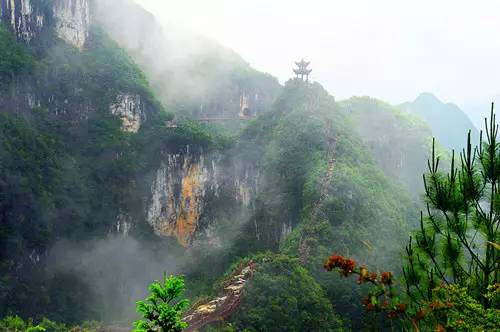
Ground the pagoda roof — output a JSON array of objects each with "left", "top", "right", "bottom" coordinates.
[
  {"left": 293, "top": 68, "right": 312, "bottom": 75},
  {"left": 295, "top": 59, "right": 310, "bottom": 68}
]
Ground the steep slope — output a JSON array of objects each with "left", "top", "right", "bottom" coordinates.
[
  {"left": 273, "top": 88, "right": 415, "bottom": 328},
  {"left": 93, "top": 0, "right": 282, "bottom": 121},
  {"left": 400, "top": 93, "right": 478, "bottom": 151},
  {"left": 234, "top": 82, "right": 413, "bottom": 258}
]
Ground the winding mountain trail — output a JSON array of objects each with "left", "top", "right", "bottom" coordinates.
[
  {"left": 299, "top": 119, "right": 338, "bottom": 266},
  {"left": 182, "top": 261, "right": 256, "bottom": 332}
]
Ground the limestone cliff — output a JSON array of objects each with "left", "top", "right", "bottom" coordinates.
[
  {"left": 144, "top": 147, "right": 261, "bottom": 246},
  {"left": 233, "top": 164, "right": 259, "bottom": 207},
  {"left": 110, "top": 94, "right": 144, "bottom": 133},
  {"left": 0, "top": 0, "right": 45, "bottom": 43},
  {"left": 53, "top": 0, "right": 90, "bottom": 49},
  {"left": 146, "top": 149, "right": 218, "bottom": 246},
  {"left": 0, "top": 0, "right": 89, "bottom": 48}
]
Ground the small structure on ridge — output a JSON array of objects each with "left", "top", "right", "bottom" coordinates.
[{"left": 293, "top": 59, "right": 312, "bottom": 82}]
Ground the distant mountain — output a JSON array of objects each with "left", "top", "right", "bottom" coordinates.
[{"left": 400, "top": 93, "right": 478, "bottom": 151}]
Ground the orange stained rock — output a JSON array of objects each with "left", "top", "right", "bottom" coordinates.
[{"left": 174, "top": 163, "right": 202, "bottom": 246}]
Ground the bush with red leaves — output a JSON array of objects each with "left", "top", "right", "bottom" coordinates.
[{"left": 324, "top": 254, "right": 407, "bottom": 322}]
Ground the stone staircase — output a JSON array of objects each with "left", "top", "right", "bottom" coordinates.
[{"left": 182, "top": 261, "right": 256, "bottom": 331}]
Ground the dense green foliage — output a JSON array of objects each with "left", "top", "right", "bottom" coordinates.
[
  {"left": 0, "top": 27, "right": 35, "bottom": 81},
  {"left": 409, "top": 285, "right": 500, "bottom": 331},
  {"left": 0, "top": 316, "right": 101, "bottom": 332},
  {"left": 134, "top": 275, "right": 189, "bottom": 332},
  {"left": 228, "top": 254, "right": 343, "bottom": 332}
]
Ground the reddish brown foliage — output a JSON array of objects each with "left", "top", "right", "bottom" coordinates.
[
  {"left": 324, "top": 254, "right": 407, "bottom": 320},
  {"left": 381, "top": 271, "right": 393, "bottom": 285},
  {"left": 324, "top": 255, "right": 356, "bottom": 276}
]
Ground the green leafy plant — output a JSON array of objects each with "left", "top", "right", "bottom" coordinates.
[
  {"left": 416, "top": 284, "right": 500, "bottom": 331},
  {"left": 134, "top": 274, "right": 190, "bottom": 332},
  {"left": 0, "top": 316, "right": 88, "bottom": 332},
  {"left": 0, "top": 316, "right": 27, "bottom": 332}
]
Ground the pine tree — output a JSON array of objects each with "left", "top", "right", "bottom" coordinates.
[{"left": 404, "top": 104, "right": 499, "bottom": 308}]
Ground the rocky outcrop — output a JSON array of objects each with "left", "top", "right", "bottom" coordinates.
[
  {"left": 144, "top": 146, "right": 263, "bottom": 246},
  {"left": 146, "top": 149, "right": 219, "bottom": 246},
  {"left": 234, "top": 167, "right": 258, "bottom": 207},
  {"left": 0, "top": 0, "right": 46, "bottom": 43},
  {"left": 110, "top": 94, "right": 144, "bottom": 133},
  {"left": 53, "top": 0, "right": 90, "bottom": 49},
  {"left": 115, "top": 213, "right": 132, "bottom": 237},
  {"left": 0, "top": 0, "right": 89, "bottom": 48},
  {"left": 237, "top": 91, "right": 270, "bottom": 118}
]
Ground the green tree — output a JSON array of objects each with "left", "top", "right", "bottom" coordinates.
[
  {"left": 134, "top": 275, "right": 190, "bottom": 332},
  {"left": 404, "top": 105, "right": 499, "bottom": 308}
]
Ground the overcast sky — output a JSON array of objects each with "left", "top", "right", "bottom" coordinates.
[{"left": 136, "top": 0, "right": 500, "bottom": 126}]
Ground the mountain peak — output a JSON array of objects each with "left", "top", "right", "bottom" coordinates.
[
  {"left": 402, "top": 92, "right": 478, "bottom": 151},
  {"left": 415, "top": 92, "right": 441, "bottom": 104}
]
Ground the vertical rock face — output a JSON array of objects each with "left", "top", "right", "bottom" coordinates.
[
  {"left": 239, "top": 92, "right": 250, "bottom": 116},
  {"left": 237, "top": 90, "right": 269, "bottom": 118},
  {"left": 53, "top": 0, "right": 89, "bottom": 49},
  {"left": 0, "top": 0, "right": 45, "bottom": 43},
  {"left": 115, "top": 213, "right": 132, "bottom": 237},
  {"left": 234, "top": 167, "right": 259, "bottom": 206},
  {"left": 145, "top": 149, "right": 262, "bottom": 247},
  {"left": 0, "top": 0, "right": 90, "bottom": 48},
  {"left": 147, "top": 150, "right": 218, "bottom": 246},
  {"left": 110, "top": 94, "right": 144, "bottom": 133}
]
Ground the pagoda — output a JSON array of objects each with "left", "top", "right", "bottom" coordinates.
[{"left": 293, "top": 59, "right": 312, "bottom": 82}]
